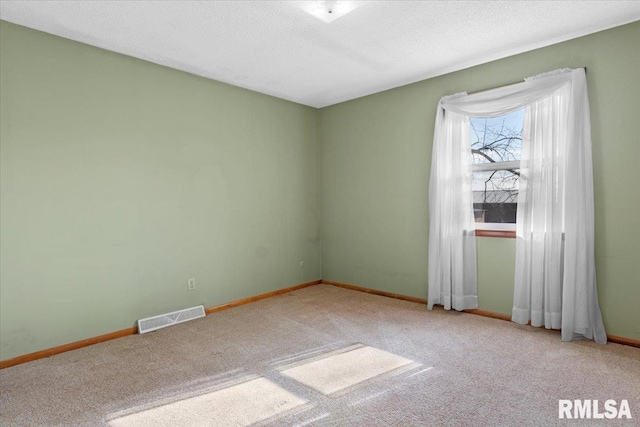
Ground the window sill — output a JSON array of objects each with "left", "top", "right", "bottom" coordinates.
[{"left": 475, "top": 229, "right": 516, "bottom": 238}]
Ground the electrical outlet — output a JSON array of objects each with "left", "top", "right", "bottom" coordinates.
[{"left": 188, "top": 278, "right": 196, "bottom": 291}]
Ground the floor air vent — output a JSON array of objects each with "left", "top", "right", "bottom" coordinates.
[{"left": 138, "top": 305, "right": 206, "bottom": 334}]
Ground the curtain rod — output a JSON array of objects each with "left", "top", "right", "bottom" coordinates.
[{"left": 468, "top": 67, "right": 587, "bottom": 96}]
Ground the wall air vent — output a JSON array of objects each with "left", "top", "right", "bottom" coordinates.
[{"left": 137, "top": 305, "right": 205, "bottom": 334}]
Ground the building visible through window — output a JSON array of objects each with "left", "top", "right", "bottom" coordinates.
[{"left": 470, "top": 110, "right": 523, "bottom": 228}]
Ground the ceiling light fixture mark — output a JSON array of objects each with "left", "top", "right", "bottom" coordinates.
[{"left": 294, "top": 1, "right": 363, "bottom": 24}]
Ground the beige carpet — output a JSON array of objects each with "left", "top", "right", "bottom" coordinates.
[
  {"left": 108, "top": 377, "right": 308, "bottom": 427},
  {"left": 279, "top": 344, "right": 418, "bottom": 396},
  {"left": 1, "top": 284, "right": 639, "bottom": 426}
]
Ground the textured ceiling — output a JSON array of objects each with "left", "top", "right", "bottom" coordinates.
[{"left": 1, "top": 1, "right": 639, "bottom": 108}]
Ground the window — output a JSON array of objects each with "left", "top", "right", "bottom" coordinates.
[{"left": 470, "top": 109, "right": 523, "bottom": 235}]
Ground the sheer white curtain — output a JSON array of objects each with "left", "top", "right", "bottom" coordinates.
[
  {"left": 514, "top": 70, "right": 606, "bottom": 343},
  {"left": 427, "top": 95, "right": 478, "bottom": 311},
  {"left": 428, "top": 68, "right": 606, "bottom": 343}
]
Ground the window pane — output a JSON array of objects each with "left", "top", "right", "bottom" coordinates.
[
  {"left": 471, "top": 110, "right": 523, "bottom": 165},
  {"left": 473, "top": 169, "right": 519, "bottom": 224},
  {"left": 471, "top": 109, "right": 523, "bottom": 226}
]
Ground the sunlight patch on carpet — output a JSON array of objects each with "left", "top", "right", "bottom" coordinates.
[
  {"left": 108, "top": 377, "right": 308, "bottom": 427},
  {"left": 279, "top": 344, "right": 418, "bottom": 396}
]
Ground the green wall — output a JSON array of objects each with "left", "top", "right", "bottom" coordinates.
[
  {"left": 2, "top": 20, "right": 639, "bottom": 361},
  {"left": 0, "top": 21, "right": 321, "bottom": 360},
  {"left": 320, "top": 21, "right": 640, "bottom": 340}
]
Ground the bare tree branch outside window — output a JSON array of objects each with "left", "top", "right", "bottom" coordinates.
[{"left": 470, "top": 110, "right": 523, "bottom": 223}]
